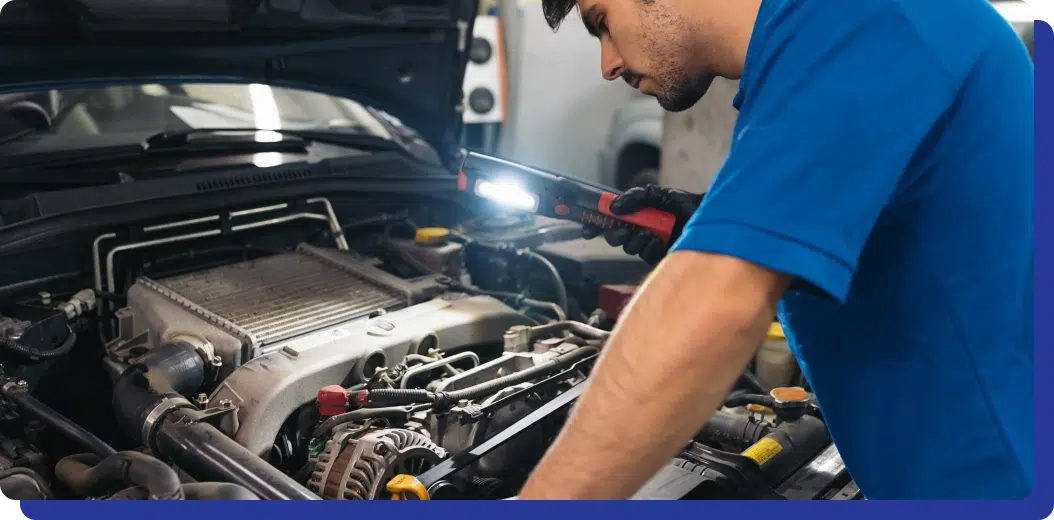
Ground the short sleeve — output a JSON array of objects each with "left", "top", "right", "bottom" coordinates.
[{"left": 670, "top": 1, "right": 958, "bottom": 303}]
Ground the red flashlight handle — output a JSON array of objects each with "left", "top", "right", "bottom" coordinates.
[{"left": 597, "top": 192, "right": 678, "bottom": 245}]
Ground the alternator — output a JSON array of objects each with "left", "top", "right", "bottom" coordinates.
[{"left": 308, "top": 428, "right": 447, "bottom": 500}]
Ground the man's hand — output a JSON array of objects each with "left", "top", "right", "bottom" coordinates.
[
  {"left": 582, "top": 185, "right": 704, "bottom": 265},
  {"left": 517, "top": 250, "right": 790, "bottom": 500}
]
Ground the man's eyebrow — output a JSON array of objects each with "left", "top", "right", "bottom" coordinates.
[{"left": 579, "top": 5, "right": 600, "bottom": 37}]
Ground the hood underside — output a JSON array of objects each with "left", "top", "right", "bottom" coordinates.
[{"left": 0, "top": 0, "right": 478, "bottom": 168}]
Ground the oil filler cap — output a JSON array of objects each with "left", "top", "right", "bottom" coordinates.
[
  {"left": 769, "top": 386, "right": 810, "bottom": 421},
  {"left": 415, "top": 227, "right": 450, "bottom": 245}
]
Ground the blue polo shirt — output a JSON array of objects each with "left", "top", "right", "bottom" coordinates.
[{"left": 670, "top": 0, "right": 1034, "bottom": 499}]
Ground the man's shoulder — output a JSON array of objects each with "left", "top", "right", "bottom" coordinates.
[{"left": 754, "top": 0, "right": 1005, "bottom": 79}]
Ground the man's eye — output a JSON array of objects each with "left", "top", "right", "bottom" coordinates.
[{"left": 596, "top": 17, "right": 607, "bottom": 33}]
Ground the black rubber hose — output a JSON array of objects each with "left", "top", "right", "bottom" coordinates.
[
  {"left": 724, "top": 392, "right": 776, "bottom": 410},
  {"left": 449, "top": 284, "right": 567, "bottom": 321},
  {"left": 312, "top": 405, "right": 419, "bottom": 438},
  {"left": 154, "top": 411, "right": 319, "bottom": 501},
  {"left": 111, "top": 340, "right": 205, "bottom": 443},
  {"left": 0, "top": 467, "right": 56, "bottom": 499},
  {"left": 182, "top": 482, "right": 260, "bottom": 500},
  {"left": 110, "top": 341, "right": 316, "bottom": 500},
  {"left": 519, "top": 250, "right": 569, "bottom": 318},
  {"left": 367, "top": 347, "right": 598, "bottom": 408},
  {"left": 695, "top": 410, "right": 773, "bottom": 448},
  {"left": 0, "top": 326, "right": 76, "bottom": 362},
  {"left": 55, "top": 451, "right": 184, "bottom": 500},
  {"left": 1, "top": 382, "right": 117, "bottom": 458},
  {"left": 737, "top": 370, "right": 769, "bottom": 394}
]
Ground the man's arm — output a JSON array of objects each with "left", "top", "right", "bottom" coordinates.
[{"left": 518, "top": 250, "right": 791, "bottom": 500}]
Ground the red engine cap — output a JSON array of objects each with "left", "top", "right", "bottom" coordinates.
[{"left": 317, "top": 385, "right": 350, "bottom": 417}]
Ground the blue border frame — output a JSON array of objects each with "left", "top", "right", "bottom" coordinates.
[{"left": 11, "top": 17, "right": 1052, "bottom": 520}]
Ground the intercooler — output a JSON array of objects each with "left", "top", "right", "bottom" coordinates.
[{"left": 120, "top": 244, "right": 447, "bottom": 367}]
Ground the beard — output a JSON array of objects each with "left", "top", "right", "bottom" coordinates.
[
  {"left": 653, "top": 70, "right": 715, "bottom": 112},
  {"left": 636, "top": 2, "right": 714, "bottom": 112}
]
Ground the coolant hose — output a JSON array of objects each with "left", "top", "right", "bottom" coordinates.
[
  {"left": 0, "top": 326, "right": 76, "bottom": 362},
  {"left": 737, "top": 370, "right": 769, "bottom": 395},
  {"left": 111, "top": 340, "right": 318, "bottom": 501},
  {"left": 55, "top": 451, "right": 184, "bottom": 500},
  {"left": 724, "top": 392, "right": 776, "bottom": 410},
  {"left": 1, "top": 382, "right": 117, "bottom": 458},
  {"left": 111, "top": 339, "right": 206, "bottom": 438},
  {"left": 695, "top": 409, "right": 772, "bottom": 448},
  {"left": 0, "top": 467, "right": 56, "bottom": 500},
  {"left": 367, "top": 347, "right": 598, "bottom": 408}
]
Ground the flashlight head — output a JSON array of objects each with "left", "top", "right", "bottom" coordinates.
[
  {"left": 473, "top": 178, "right": 540, "bottom": 212},
  {"left": 458, "top": 152, "right": 558, "bottom": 215}
]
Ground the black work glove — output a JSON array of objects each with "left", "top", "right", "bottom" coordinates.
[{"left": 582, "top": 185, "right": 704, "bottom": 265}]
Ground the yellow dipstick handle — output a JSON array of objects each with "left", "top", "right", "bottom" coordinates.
[{"left": 387, "top": 474, "right": 430, "bottom": 500}]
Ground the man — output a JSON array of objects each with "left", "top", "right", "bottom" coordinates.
[{"left": 517, "top": 0, "right": 1034, "bottom": 500}]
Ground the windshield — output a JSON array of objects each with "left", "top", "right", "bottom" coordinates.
[{"left": 0, "top": 82, "right": 430, "bottom": 156}]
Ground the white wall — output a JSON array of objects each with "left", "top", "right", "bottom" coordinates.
[
  {"left": 498, "top": 0, "right": 640, "bottom": 177},
  {"left": 659, "top": 78, "right": 740, "bottom": 193}
]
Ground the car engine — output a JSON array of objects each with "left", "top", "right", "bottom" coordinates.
[{"left": 0, "top": 196, "right": 860, "bottom": 501}]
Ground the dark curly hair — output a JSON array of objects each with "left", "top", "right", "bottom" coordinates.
[{"left": 541, "top": 0, "right": 578, "bottom": 30}]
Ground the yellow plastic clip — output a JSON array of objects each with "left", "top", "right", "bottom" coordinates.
[{"left": 386, "top": 474, "right": 430, "bottom": 500}]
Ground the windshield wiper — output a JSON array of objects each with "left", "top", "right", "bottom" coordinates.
[
  {"left": 0, "top": 126, "right": 410, "bottom": 173},
  {"left": 142, "top": 127, "right": 409, "bottom": 154}
]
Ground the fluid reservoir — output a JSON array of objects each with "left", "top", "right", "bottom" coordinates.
[
  {"left": 754, "top": 322, "right": 798, "bottom": 390},
  {"left": 388, "top": 228, "right": 464, "bottom": 278}
]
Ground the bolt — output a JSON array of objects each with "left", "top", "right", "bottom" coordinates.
[
  {"left": 457, "top": 399, "right": 470, "bottom": 408},
  {"left": 219, "top": 399, "right": 233, "bottom": 410},
  {"left": 196, "top": 394, "right": 208, "bottom": 407},
  {"left": 38, "top": 292, "right": 51, "bottom": 305},
  {"left": 374, "top": 443, "right": 389, "bottom": 456},
  {"left": 16, "top": 380, "right": 27, "bottom": 389}
]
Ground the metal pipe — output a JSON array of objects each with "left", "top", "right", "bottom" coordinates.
[
  {"left": 92, "top": 232, "right": 117, "bottom": 292},
  {"left": 400, "top": 351, "right": 481, "bottom": 389},
  {"left": 528, "top": 321, "right": 611, "bottom": 341},
  {"left": 99, "top": 198, "right": 347, "bottom": 296},
  {"left": 155, "top": 413, "right": 318, "bottom": 500},
  {"left": 308, "top": 197, "right": 350, "bottom": 250}
]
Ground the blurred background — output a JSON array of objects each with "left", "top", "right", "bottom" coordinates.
[{"left": 467, "top": 0, "right": 1036, "bottom": 193}]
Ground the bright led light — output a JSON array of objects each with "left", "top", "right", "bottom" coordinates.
[{"left": 475, "top": 179, "right": 539, "bottom": 212}]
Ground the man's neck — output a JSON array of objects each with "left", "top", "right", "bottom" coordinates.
[{"left": 692, "top": 0, "right": 762, "bottom": 80}]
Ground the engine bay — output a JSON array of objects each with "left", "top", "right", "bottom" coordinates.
[{"left": 0, "top": 193, "right": 861, "bottom": 501}]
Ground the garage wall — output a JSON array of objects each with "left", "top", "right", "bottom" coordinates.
[
  {"left": 658, "top": 77, "right": 740, "bottom": 193},
  {"left": 497, "top": 0, "right": 641, "bottom": 178}
]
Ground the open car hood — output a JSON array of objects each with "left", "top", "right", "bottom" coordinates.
[{"left": 0, "top": 0, "right": 479, "bottom": 169}]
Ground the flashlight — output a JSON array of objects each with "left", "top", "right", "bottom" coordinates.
[{"left": 457, "top": 151, "right": 677, "bottom": 245}]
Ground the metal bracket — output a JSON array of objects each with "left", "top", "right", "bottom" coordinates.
[
  {"left": 415, "top": 381, "right": 586, "bottom": 491},
  {"left": 181, "top": 398, "right": 239, "bottom": 429}
]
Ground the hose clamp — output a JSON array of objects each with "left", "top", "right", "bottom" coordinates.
[{"left": 142, "top": 396, "right": 194, "bottom": 450}]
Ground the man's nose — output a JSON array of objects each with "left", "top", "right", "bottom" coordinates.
[{"left": 600, "top": 39, "right": 624, "bottom": 82}]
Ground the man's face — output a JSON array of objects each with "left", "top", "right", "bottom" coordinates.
[{"left": 578, "top": 0, "right": 715, "bottom": 112}]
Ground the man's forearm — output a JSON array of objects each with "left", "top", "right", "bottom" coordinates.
[{"left": 517, "top": 251, "right": 788, "bottom": 499}]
